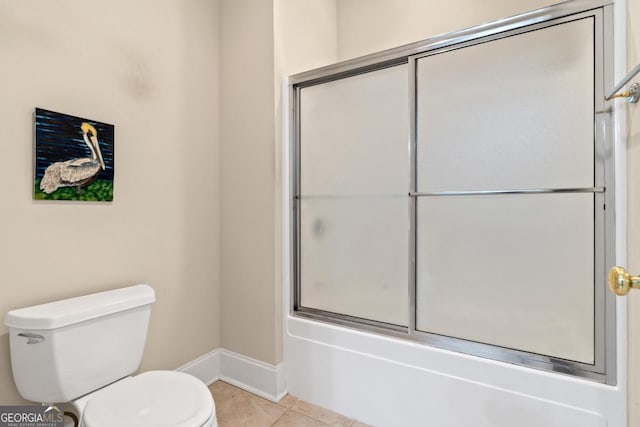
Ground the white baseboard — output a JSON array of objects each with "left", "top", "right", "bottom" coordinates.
[
  {"left": 219, "top": 349, "right": 287, "bottom": 402},
  {"left": 176, "top": 348, "right": 286, "bottom": 402},
  {"left": 176, "top": 348, "right": 222, "bottom": 385}
]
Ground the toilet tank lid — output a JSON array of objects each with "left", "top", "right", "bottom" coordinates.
[{"left": 4, "top": 285, "right": 156, "bottom": 330}]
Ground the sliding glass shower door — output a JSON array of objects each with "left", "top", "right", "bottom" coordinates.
[
  {"left": 414, "top": 18, "right": 597, "bottom": 364},
  {"left": 298, "top": 65, "right": 409, "bottom": 326},
  {"left": 291, "top": 5, "right": 614, "bottom": 383}
]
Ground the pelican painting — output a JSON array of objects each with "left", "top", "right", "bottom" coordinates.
[
  {"left": 40, "top": 122, "right": 105, "bottom": 194},
  {"left": 34, "top": 108, "right": 114, "bottom": 201}
]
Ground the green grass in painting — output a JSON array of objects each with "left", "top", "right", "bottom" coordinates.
[{"left": 34, "top": 180, "right": 113, "bottom": 201}]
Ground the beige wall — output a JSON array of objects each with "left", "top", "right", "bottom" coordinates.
[
  {"left": 274, "top": 0, "right": 337, "bottom": 75},
  {"left": 0, "top": 0, "right": 220, "bottom": 404},
  {"left": 219, "top": 0, "right": 278, "bottom": 364},
  {"left": 627, "top": 0, "right": 640, "bottom": 424},
  {"left": 220, "top": 0, "right": 336, "bottom": 364},
  {"left": 219, "top": 0, "right": 337, "bottom": 366},
  {"left": 336, "top": 0, "right": 554, "bottom": 60}
]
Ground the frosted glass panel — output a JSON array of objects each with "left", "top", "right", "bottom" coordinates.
[
  {"left": 300, "top": 197, "right": 408, "bottom": 326},
  {"left": 416, "top": 194, "right": 594, "bottom": 363},
  {"left": 300, "top": 64, "right": 408, "bottom": 196},
  {"left": 298, "top": 64, "right": 409, "bottom": 325},
  {"left": 416, "top": 18, "right": 594, "bottom": 192}
]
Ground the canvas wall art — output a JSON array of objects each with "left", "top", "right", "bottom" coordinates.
[{"left": 34, "top": 108, "right": 114, "bottom": 201}]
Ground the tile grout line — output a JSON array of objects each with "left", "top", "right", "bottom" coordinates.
[
  {"left": 281, "top": 407, "right": 336, "bottom": 427},
  {"left": 270, "top": 407, "right": 288, "bottom": 426},
  {"left": 210, "top": 380, "right": 360, "bottom": 427}
]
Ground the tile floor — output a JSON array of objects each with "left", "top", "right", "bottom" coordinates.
[{"left": 209, "top": 381, "right": 370, "bottom": 427}]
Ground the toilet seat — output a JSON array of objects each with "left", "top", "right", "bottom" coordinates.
[{"left": 82, "top": 371, "right": 215, "bottom": 427}]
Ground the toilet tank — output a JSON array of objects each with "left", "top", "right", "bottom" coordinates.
[{"left": 4, "top": 285, "right": 155, "bottom": 403}]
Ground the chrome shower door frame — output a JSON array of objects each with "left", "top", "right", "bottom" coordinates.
[{"left": 289, "top": 0, "right": 616, "bottom": 384}]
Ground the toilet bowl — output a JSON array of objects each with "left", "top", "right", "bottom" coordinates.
[
  {"left": 4, "top": 285, "right": 217, "bottom": 427},
  {"left": 74, "top": 371, "right": 216, "bottom": 427}
]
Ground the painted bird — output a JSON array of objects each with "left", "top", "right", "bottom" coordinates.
[{"left": 39, "top": 122, "right": 106, "bottom": 194}]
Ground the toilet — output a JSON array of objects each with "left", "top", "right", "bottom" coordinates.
[{"left": 4, "top": 284, "right": 217, "bottom": 427}]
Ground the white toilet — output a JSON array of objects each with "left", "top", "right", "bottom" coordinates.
[{"left": 4, "top": 284, "right": 217, "bottom": 427}]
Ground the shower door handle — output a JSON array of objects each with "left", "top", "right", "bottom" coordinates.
[{"left": 608, "top": 266, "right": 640, "bottom": 296}]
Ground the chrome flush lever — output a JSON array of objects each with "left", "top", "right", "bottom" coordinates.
[{"left": 18, "top": 333, "right": 45, "bottom": 344}]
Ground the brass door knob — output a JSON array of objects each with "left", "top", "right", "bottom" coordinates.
[{"left": 608, "top": 266, "right": 640, "bottom": 296}]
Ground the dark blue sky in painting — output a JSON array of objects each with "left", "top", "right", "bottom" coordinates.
[{"left": 35, "top": 108, "right": 114, "bottom": 180}]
